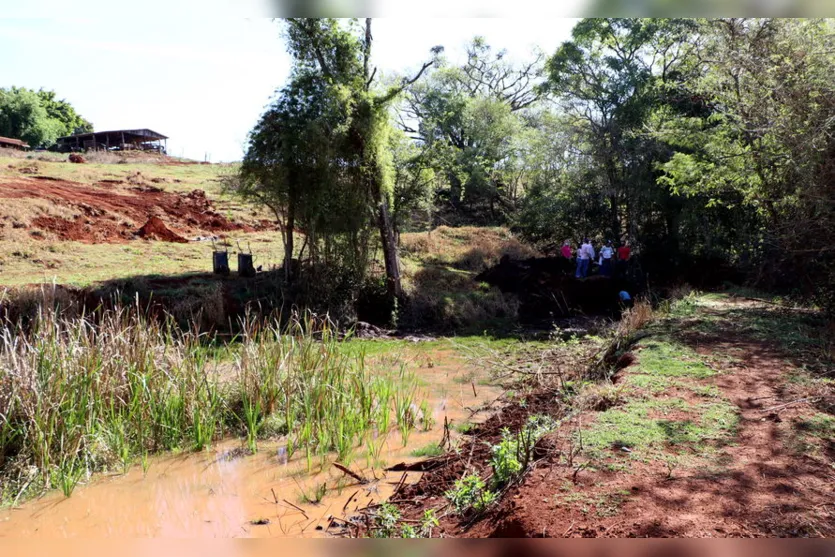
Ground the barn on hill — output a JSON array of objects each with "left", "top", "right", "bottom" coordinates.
[
  {"left": 0, "top": 136, "right": 31, "bottom": 150},
  {"left": 55, "top": 129, "right": 168, "bottom": 153}
]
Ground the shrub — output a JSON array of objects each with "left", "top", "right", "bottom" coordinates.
[
  {"left": 489, "top": 414, "right": 556, "bottom": 488},
  {"left": 445, "top": 473, "right": 498, "bottom": 515}
]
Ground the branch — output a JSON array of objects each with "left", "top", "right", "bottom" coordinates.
[
  {"left": 366, "top": 66, "right": 378, "bottom": 89},
  {"left": 376, "top": 60, "right": 434, "bottom": 105},
  {"left": 363, "top": 18, "right": 372, "bottom": 85},
  {"left": 287, "top": 18, "right": 332, "bottom": 78}
]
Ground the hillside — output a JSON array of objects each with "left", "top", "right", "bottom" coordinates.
[{"left": 0, "top": 149, "right": 279, "bottom": 285}]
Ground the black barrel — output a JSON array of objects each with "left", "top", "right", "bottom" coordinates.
[
  {"left": 238, "top": 253, "right": 255, "bottom": 277},
  {"left": 213, "top": 251, "right": 230, "bottom": 275}
]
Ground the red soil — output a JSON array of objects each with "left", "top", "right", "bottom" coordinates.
[
  {"left": 137, "top": 216, "right": 188, "bottom": 243},
  {"left": 388, "top": 301, "right": 834, "bottom": 538},
  {"left": 0, "top": 176, "right": 262, "bottom": 243}
]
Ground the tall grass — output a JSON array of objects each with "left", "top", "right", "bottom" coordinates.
[
  {"left": 236, "top": 313, "right": 423, "bottom": 468},
  {"left": 0, "top": 306, "right": 425, "bottom": 502}
]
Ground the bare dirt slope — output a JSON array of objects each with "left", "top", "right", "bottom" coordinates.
[{"left": 0, "top": 175, "right": 260, "bottom": 243}]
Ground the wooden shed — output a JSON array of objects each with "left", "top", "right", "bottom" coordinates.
[{"left": 0, "top": 136, "right": 31, "bottom": 150}]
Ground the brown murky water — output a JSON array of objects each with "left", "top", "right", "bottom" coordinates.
[{"left": 0, "top": 345, "right": 502, "bottom": 537}]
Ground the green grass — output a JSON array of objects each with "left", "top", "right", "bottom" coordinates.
[
  {"left": 633, "top": 338, "right": 716, "bottom": 378},
  {"left": 410, "top": 442, "right": 444, "bottom": 458},
  {"left": 794, "top": 413, "right": 835, "bottom": 439},
  {"left": 581, "top": 397, "right": 738, "bottom": 460}
]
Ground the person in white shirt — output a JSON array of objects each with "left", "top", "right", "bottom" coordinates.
[
  {"left": 600, "top": 240, "right": 615, "bottom": 276},
  {"left": 575, "top": 238, "right": 593, "bottom": 278}
]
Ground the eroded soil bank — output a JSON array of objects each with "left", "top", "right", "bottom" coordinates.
[
  {"left": 0, "top": 175, "right": 271, "bottom": 243},
  {"left": 382, "top": 294, "right": 834, "bottom": 537}
]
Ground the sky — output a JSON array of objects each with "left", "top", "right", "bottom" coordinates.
[{"left": 0, "top": 18, "right": 580, "bottom": 162}]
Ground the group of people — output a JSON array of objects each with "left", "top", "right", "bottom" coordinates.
[{"left": 561, "top": 239, "right": 631, "bottom": 279}]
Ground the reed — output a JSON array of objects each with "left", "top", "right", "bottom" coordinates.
[{"left": 0, "top": 306, "right": 427, "bottom": 503}]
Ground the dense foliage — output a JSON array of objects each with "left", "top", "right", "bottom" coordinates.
[
  {"left": 238, "top": 18, "right": 835, "bottom": 316},
  {"left": 0, "top": 87, "right": 92, "bottom": 147}
]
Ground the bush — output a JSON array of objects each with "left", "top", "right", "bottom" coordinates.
[
  {"left": 445, "top": 473, "right": 498, "bottom": 515},
  {"left": 489, "top": 414, "right": 556, "bottom": 487}
]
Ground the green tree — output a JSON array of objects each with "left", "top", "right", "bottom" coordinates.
[
  {"left": 36, "top": 89, "right": 93, "bottom": 136},
  {"left": 399, "top": 38, "right": 544, "bottom": 224},
  {"left": 0, "top": 87, "right": 92, "bottom": 148},
  {"left": 542, "top": 18, "right": 697, "bottom": 244},
  {"left": 0, "top": 87, "right": 62, "bottom": 147},
  {"left": 283, "top": 18, "right": 435, "bottom": 300},
  {"left": 652, "top": 18, "right": 835, "bottom": 307},
  {"left": 234, "top": 70, "right": 360, "bottom": 279}
]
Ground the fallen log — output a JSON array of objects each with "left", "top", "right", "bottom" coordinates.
[{"left": 386, "top": 455, "right": 451, "bottom": 472}]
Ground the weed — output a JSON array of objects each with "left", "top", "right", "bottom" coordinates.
[
  {"left": 445, "top": 473, "right": 498, "bottom": 515},
  {"left": 0, "top": 306, "right": 427, "bottom": 502},
  {"left": 489, "top": 414, "right": 556, "bottom": 488},
  {"left": 369, "top": 502, "right": 401, "bottom": 537},
  {"left": 410, "top": 442, "right": 444, "bottom": 458},
  {"left": 297, "top": 480, "right": 327, "bottom": 505},
  {"left": 453, "top": 422, "right": 474, "bottom": 434}
]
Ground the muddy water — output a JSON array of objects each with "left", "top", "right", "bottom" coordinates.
[{"left": 0, "top": 345, "right": 502, "bottom": 537}]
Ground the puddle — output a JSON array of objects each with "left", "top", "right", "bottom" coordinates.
[{"left": 0, "top": 344, "right": 502, "bottom": 537}]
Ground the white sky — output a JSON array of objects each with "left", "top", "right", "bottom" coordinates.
[{"left": 0, "top": 18, "right": 580, "bottom": 162}]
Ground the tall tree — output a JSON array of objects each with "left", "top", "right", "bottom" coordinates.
[
  {"left": 36, "top": 89, "right": 93, "bottom": 136},
  {"left": 285, "top": 18, "right": 435, "bottom": 300},
  {"left": 652, "top": 18, "right": 835, "bottom": 306},
  {"left": 0, "top": 87, "right": 92, "bottom": 147},
  {"left": 0, "top": 87, "right": 62, "bottom": 147},
  {"left": 235, "top": 71, "right": 355, "bottom": 279},
  {"left": 543, "top": 18, "right": 697, "bottom": 243},
  {"left": 399, "top": 38, "right": 544, "bottom": 224}
]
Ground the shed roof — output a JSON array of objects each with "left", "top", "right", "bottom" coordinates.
[
  {"left": 0, "top": 136, "right": 30, "bottom": 148},
  {"left": 57, "top": 129, "right": 168, "bottom": 142}
]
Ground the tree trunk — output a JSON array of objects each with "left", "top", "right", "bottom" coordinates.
[
  {"left": 284, "top": 197, "right": 295, "bottom": 282},
  {"left": 377, "top": 196, "right": 402, "bottom": 300}
]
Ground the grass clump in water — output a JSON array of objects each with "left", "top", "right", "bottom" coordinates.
[
  {"left": 410, "top": 442, "right": 444, "bottom": 458},
  {"left": 0, "top": 306, "right": 427, "bottom": 503}
]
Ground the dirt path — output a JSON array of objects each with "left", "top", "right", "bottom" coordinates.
[{"left": 393, "top": 295, "right": 834, "bottom": 537}]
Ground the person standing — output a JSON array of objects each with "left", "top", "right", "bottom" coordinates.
[
  {"left": 561, "top": 240, "right": 572, "bottom": 259},
  {"left": 574, "top": 239, "right": 590, "bottom": 278},
  {"left": 617, "top": 241, "right": 631, "bottom": 278},
  {"left": 576, "top": 238, "right": 592, "bottom": 278},
  {"left": 600, "top": 240, "right": 615, "bottom": 277}
]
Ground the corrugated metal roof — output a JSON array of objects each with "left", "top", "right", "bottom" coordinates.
[
  {"left": 0, "top": 136, "right": 30, "bottom": 148},
  {"left": 57, "top": 129, "right": 168, "bottom": 141}
]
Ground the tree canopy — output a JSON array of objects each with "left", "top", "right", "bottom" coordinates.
[
  {"left": 235, "top": 17, "right": 835, "bottom": 317},
  {"left": 0, "top": 87, "right": 92, "bottom": 147}
]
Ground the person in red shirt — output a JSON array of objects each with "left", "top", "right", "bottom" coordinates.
[
  {"left": 560, "top": 240, "right": 572, "bottom": 259},
  {"left": 616, "top": 241, "right": 631, "bottom": 277},
  {"left": 617, "top": 242, "right": 631, "bottom": 261}
]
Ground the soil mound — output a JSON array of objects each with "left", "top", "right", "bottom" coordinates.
[
  {"left": 137, "top": 216, "right": 188, "bottom": 243},
  {"left": 476, "top": 255, "right": 630, "bottom": 322}
]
